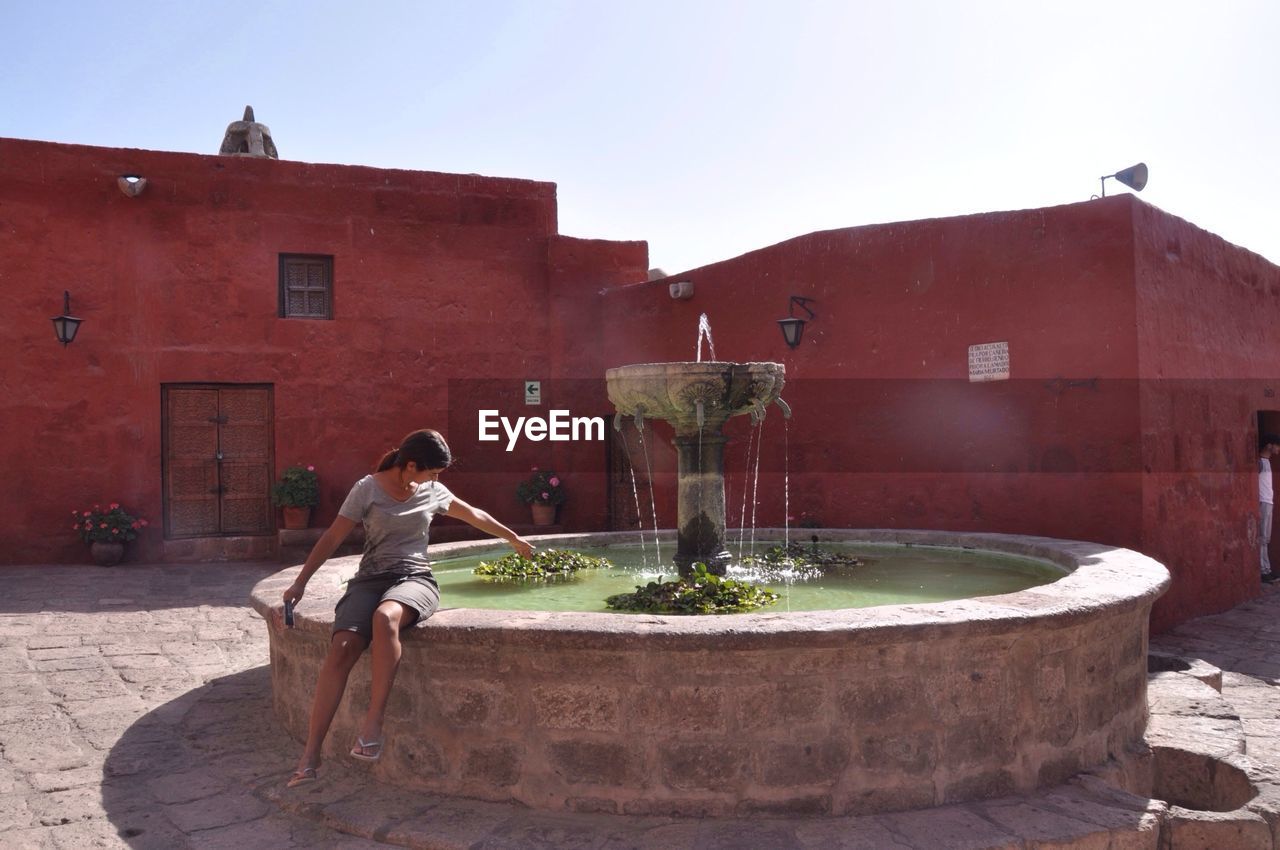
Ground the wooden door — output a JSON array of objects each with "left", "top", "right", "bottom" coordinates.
[{"left": 163, "top": 384, "right": 274, "bottom": 538}]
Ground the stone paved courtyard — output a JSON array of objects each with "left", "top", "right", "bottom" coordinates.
[
  {"left": 0, "top": 562, "right": 386, "bottom": 849},
  {"left": 2, "top": 561, "right": 1280, "bottom": 849}
]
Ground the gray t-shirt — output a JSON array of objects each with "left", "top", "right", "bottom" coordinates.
[{"left": 338, "top": 474, "right": 455, "bottom": 579}]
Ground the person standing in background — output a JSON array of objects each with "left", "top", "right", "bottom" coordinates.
[{"left": 1260, "top": 434, "right": 1280, "bottom": 583}]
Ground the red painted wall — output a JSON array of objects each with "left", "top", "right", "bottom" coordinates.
[
  {"left": 0, "top": 137, "right": 641, "bottom": 564},
  {"left": 1132, "top": 201, "right": 1280, "bottom": 629},
  {"left": 592, "top": 196, "right": 1280, "bottom": 630},
  {"left": 595, "top": 198, "right": 1146, "bottom": 548}
]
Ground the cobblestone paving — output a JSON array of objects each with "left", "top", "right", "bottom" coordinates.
[
  {"left": 0, "top": 563, "right": 385, "bottom": 850},
  {"left": 1151, "top": 584, "right": 1280, "bottom": 771},
  {"left": 2, "top": 563, "right": 1279, "bottom": 850}
]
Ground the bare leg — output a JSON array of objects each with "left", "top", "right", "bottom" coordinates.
[
  {"left": 295, "top": 631, "right": 368, "bottom": 773},
  {"left": 355, "top": 600, "right": 409, "bottom": 750}
]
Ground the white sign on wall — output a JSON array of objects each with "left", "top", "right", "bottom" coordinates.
[
  {"left": 525, "top": 381, "right": 542, "bottom": 405},
  {"left": 968, "top": 341, "right": 1010, "bottom": 383}
]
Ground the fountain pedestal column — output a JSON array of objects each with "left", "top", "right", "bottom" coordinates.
[{"left": 674, "top": 432, "right": 730, "bottom": 575}]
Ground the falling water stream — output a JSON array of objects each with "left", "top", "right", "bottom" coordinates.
[
  {"left": 695, "top": 313, "right": 716, "bottom": 362},
  {"left": 783, "top": 417, "right": 791, "bottom": 550},
  {"left": 736, "top": 419, "right": 761, "bottom": 556},
  {"left": 616, "top": 424, "right": 651, "bottom": 569},
  {"left": 748, "top": 419, "right": 764, "bottom": 557},
  {"left": 636, "top": 418, "right": 663, "bottom": 565}
]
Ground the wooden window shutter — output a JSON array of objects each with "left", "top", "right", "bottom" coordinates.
[{"left": 279, "top": 254, "right": 333, "bottom": 319}]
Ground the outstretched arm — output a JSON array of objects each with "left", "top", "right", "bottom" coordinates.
[
  {"left": 445, "top": 498, "right": 534, "bottom": 558},
  {"left": 284, "top": 515, "right": 358, "bottom": 605}
]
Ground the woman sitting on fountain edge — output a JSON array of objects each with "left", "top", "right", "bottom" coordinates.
[{"left": 278, "top": 428, "right": 533, "bottom": 788}]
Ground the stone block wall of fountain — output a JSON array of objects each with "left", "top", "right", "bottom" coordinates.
[{"left": 251, "top": 529, "right": 1169, "bottom": 817}]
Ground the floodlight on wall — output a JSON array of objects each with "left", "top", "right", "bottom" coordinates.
[
  {"left": 117, "top": 174, "right": 147, "bottom": 197},
  {"left": 51, "top": 291, "right": 83, "bottom": 347},
  {"left": 777, "top": 296, "right": 817, "bottom": 349},
  {"left": 1099, "top": 163, "right": 1148, "bottom": 198}
]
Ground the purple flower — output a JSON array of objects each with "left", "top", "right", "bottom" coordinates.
[
  {"left": 541, "top": 491, "right": 549, "bottom": 500},
  {"left": 549, "top": 477, "right": 560, "bottom": 487}
]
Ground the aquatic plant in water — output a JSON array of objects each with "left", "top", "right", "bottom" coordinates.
[
  {"left": 474, "top": 549, "right": 611, "bottom": 580},
  {"left": 741, "top": 541, "right": 862, "bottom": 571},
  {"left": 605, "top": 563, "right": 779, "bottom": 614}
]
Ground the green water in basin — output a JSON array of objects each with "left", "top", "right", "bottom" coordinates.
[{"left": 429, "top": 542, "right": 1068, "bottom": 613}]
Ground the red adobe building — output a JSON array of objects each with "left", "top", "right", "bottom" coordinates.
[{"left": 3, "top": 133, "right": 1277, "bottom": 631}]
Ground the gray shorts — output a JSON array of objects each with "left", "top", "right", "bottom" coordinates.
[{"left": 332, "top": 572, "right": 440, "bottom": 640}]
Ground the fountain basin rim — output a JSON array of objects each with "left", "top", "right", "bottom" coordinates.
[
  {"left": 250, "top": 529, "right": 1170, "bottom": 650},
  {"left": 605, "top": 361, "right": 783, "bottom": 373}
]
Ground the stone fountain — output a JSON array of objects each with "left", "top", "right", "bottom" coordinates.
[
  {"left": 605, "top": 361, "right": 786, "bottom": 574},
  {"left": 251, "top": 360, "right": 1170, "bottom": 818}
]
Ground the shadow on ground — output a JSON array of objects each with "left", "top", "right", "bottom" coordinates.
[{"left": 101, "top": 665, "right": 318, "bottom": 849}]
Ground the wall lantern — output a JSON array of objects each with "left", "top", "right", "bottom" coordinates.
[
  {"left": 51, "top": 291, "right": 83, "bottom": 347},
  {"left": 117, "top": 174, "right": 147, "bottom": 197},
  {"left": 1098, "top": 162, "right": 1147, "bottom": 198},
  {"left": 777, "top": 295, "right": 817, "bottom": 349}
]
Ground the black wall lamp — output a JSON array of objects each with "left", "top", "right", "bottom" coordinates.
[
  {"left": 777, "top": 295, "right": 816, "bottom": 349},
  {"left": 51, "top": 291, "right": 83, "bottom": 347}
]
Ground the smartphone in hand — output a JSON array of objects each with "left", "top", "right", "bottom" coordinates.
[{"left": 284, "top": 600, "right": 295, "bottom": 628}]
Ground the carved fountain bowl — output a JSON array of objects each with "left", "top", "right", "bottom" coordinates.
[{"left": 605, "top": 362, "right": 785, "bottom": 433}]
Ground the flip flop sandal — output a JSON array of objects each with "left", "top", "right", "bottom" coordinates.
[
  {"left": 287, "top": 767, "right": 318, "bottom": 787},
  {"left": 349, "top": 738, "right": 384, "bottom": 762}
]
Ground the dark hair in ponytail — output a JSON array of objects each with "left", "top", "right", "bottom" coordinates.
[{"left": 376, "top": 429, "right": 452, "bottom": 473}]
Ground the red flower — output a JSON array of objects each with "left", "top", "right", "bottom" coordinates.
[
  {"left": 72, "top": 524, "right": 79, "bottom": 530},
  {"left": 131, "top": 521, "right": 140, "bottom": 530},
  {"left": 111, "top": 528, "right": 120, "bottom": 535},
  {"left": 109, "top": 503, "right": 120, "bottom": 510},
  {"left": 82, "top": 511, "right": 91, "bottom": 518},
  {"left": 531, "top": 466, "right": 539, "bottom": 472},
  {"left": 306, "top": 465, "right": 315, "bottom": 472},
  {"left": 548, "top": 477, "right": 560, "bottom": 487},
  {"left": 99, "top": 523, "right": 107, "bottom": 529},
  {"left": 139, "top": 519, "right": 149, "bottom": 527}
]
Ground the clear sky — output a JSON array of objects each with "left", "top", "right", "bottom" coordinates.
[{"left": 3, "top": 1, "right": 1277, "bottom": 274}]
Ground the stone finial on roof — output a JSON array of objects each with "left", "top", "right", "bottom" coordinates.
[{"left": 219, "top": 105, "right": 279, "bottom": 158}]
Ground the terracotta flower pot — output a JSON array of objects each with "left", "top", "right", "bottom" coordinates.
[
  {"left": 282, "top": 506, "right": 312, "bottom": 530},
  {"left": 530, "top": 504, "right": 556, "bottom": 527},
  {"left": 90, "top": 541, "right": 125, "bottom": 567}
]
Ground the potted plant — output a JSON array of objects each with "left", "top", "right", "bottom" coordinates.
[
  {"left": 271, "top": 464, "right": 319, "bottom": 529},
  {"left": 73, "top": 503, "right": 148, "bottom": 566},
  {"left": 516, "top": 467, "right": 566, "bottom": 526}
]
